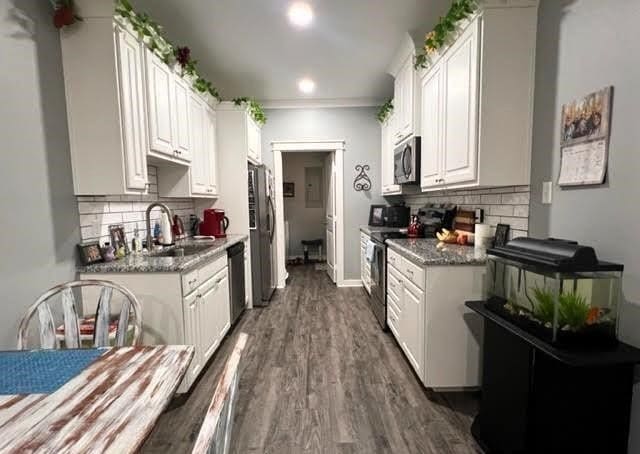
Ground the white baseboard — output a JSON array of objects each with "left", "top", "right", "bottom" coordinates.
[{"left": 338, "top": 279, "right": 363, "bottom": 288}]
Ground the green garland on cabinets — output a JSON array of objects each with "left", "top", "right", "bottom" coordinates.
[
  {"left": 232, "top": 98, "right": 267, "bottom": 126},
  {"left": 414, "top": 0, "right": 478, "bottom": 69},
  {"left": 115, "top": 0, "right": 222, "bottom": 102},
  {"left": 376, "top": 99, "right": 394, "bottom": 123}
]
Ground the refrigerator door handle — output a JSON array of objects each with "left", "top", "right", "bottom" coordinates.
[{"left": 268, "top": 197, "right": 276, "bottom": 243}]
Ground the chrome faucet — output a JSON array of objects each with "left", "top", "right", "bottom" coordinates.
[{"left": 145, "top": 202, "right": 174, "bottom": 250}]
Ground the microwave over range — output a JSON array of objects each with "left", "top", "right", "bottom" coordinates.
[{"left": 394, "top": 136, "right": 421, "bottom": 185}]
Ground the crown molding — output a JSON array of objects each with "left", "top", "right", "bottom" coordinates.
[{"left": 260, "top": 97, "right": 385, "bottom": 110}]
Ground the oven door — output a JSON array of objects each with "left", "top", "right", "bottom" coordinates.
[{"left": 369, "top": 241, "right": 387, "bottom": 329}]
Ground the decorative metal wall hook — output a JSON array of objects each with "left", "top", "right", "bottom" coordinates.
[{"left": 353, "top": 164, "right": 371, "bottom": 191}]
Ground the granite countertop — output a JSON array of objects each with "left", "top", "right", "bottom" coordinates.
[
  {"left": 78, "top": 234, "right": 248, "bottom": 274},
  {"left": 386, "top": 238, "right": 487, "bottom": 266},
  {"left": 360, "top": 225, "right": 408, "bottom": 235}
]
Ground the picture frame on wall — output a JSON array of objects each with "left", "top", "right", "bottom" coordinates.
[
  {"left": 283, "top": 182, "right": 295, "bottom": 198},
  {"left": 368, "top": 205, "right": 386, "bottom": 227}
]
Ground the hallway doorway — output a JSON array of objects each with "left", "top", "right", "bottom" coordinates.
[{"left": 272, "top": 141, "right": 345, "bottom": 288}]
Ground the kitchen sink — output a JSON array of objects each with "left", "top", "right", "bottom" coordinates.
[{"left": 151, "top": 244, "right": 214, "bottom": 257}]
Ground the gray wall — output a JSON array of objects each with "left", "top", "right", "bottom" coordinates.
[
  {"left": 282, "top": 152, "right": 328, "bottom": 258},
  {"left": 530, "top": 1, "right": 640, "bottom": 449},
  {"left": 261, "top": 107, "right": 384, "bottom": 280},
  {"left": 0, "top": 1, "right": 80, "bottom": 348}
]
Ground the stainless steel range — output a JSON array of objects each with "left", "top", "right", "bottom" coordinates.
[{"left": 368, "top": 231, "right": 408, "bottom": 330}]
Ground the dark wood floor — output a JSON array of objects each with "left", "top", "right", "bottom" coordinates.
[{"left": 142, "top": 265, "right": 481, "bottom": 453}]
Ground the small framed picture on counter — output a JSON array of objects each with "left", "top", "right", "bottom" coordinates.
[
  {"left": 494, "top": 223, "right": 511, "bottom": 248},
  {"left": 368, "top": 205, "right": 386, "bottom": 227},
  {"left": 77, "top": 242, "right": 103, "bottom": 265},
  {"left": 109, "top": 224, "right": 129, "bottom": 255}
]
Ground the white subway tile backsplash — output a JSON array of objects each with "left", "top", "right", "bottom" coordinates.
[
  {"left": 76, "top": 166, "right": 196, "bottom": 243},
  {"left": 401, "top": 185, "right": 530, "bottom": 235}
]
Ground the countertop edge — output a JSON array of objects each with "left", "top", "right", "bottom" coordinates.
[
  {"left": 386, "top": 239, "right": 487, "bottom": 267},
  {"left": 78, "top": 234, "right": 248, "bottom": 274}
]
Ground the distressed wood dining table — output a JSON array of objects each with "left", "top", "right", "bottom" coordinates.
[{"left": 0, "top": 345, "right": 194, "bottom": 453}]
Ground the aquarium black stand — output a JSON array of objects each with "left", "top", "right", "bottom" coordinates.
[{"left": 466, "top": 301, "right": 640, "bottom": 454}]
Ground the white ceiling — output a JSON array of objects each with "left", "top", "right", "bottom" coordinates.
[{"left": 133, "top": 0, "right": 451, "bottom": 105}]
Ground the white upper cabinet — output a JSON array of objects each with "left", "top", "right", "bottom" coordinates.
[
  {"left": 420, "top": 63, "right": 443, "bottom": 188},
  {"left": 247, "top": 118, "right": 262, "bottom": 165},
  {"left": 144, "top": 49, "right": 192, "bottom": 164},
  {"left": 61, "top": 19, "right": 149, "bottom": 195},
  {"left": 204, "top": 107, "right": 219, "bottom": 196},
  {"left": 189, "top": 93, "right": 208, "bottom": 195},
  {"left": 172, "top": 75, "right": 192, "bottom": 161},
  {"left": 381, "top": 112, "right": 401, "bottom": 195},
  {"left": 388, "top": 34, "right": 420, "bottom": 145},
  {"left": 441, "top": 18, "right": 479, "bottom": 185},
  {"left": 419, "top": 3, "right": 538, "bottom": 191},
  {"left": 145, "top": 49, "right": 174, "bottom": 157},
  {"left": 115, "top": 26, "right": 149, "bottom": 192}
]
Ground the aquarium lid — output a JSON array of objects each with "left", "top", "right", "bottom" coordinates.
[{"left": 487, "top": 237, "right": 624, "bottom": 272}]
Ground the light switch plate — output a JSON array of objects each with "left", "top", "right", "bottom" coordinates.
[{"left": 542, "top": 181, "right": 553, "bottom": 204}]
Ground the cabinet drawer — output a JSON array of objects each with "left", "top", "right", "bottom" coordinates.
[
  {"left": 387, "top": 248, "right": 402, "bottom": 270},
  {"left": 402, "top": 258, "right": 425, "bottom": 290},
  {"left": 181, "top": 252, "right": 227, "bottom": 296},
  {"left": 387, "top": 267, "right": 402, "bottom": 296},
  {"left": 387, "top": 305, "right": 400, "bottom": 338},
  {"left": 387, "top": 291, "right": 401, "bottom": 315}
]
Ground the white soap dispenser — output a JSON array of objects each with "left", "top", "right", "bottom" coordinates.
[{"left": 160, "top": 212, "right": 174, "bottom": 245}]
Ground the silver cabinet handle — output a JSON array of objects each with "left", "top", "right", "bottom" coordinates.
[{"left": 406, "top": 269, "right": 414, "bottom": 277}]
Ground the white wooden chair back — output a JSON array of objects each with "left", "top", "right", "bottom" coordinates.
[
  {"left": 192, "top": 333, "right": 248, "bottom": 454},
  {"left": 17, "top": 280, "right": 143, "bottom": 350}
]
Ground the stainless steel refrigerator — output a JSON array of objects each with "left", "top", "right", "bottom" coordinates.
[{"left": 248, "top": 163, "right": 276, "bottom": 306}]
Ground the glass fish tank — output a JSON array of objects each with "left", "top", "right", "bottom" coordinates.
[{"left": 485, "top": 237, "right": 623, "bottom": 350}]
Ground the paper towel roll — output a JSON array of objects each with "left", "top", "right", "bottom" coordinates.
[{"left": 475, "top": 223, "right": 491, "bottom": 238}]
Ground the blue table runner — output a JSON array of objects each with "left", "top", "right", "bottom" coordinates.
[{"left": 0, "top": 349, "right": 104, "bottom": 395}]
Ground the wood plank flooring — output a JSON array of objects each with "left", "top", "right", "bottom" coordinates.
[{"left": 142, "top": 265, "right": 481, "bottom": 454}]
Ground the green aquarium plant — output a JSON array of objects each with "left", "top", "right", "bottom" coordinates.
[
  {"left": 532, "top": 287, "right": 556, "bottom": 325},
  {"left": 558, "top": 292, "right": 590, "bottom": 330}
]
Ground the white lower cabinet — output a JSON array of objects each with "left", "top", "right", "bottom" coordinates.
[
  {"left": 360, "top": 232, "right": 372, "bottom": 294},
  {"left": 386, "top": 248, "right": 484, "bottom": 389},
  {"left": 79, "top": 251, "right": 232, "bottom": 393}
]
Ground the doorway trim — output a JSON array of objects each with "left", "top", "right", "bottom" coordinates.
[{"left": 272, "top": 140, "right": 345, "bottom": 287}]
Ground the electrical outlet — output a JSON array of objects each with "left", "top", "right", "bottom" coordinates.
[{"left": 542, "top": 181, "right": 553, "bottom": 204}]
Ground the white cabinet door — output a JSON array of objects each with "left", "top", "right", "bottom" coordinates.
[
  {"left": 145, "top": 49, "right": 174, "bottom": 157},
  {"left": 420, "top": 64, "right": 444, "bottom": 189},
  {"left": 381, "top": 112, "right": 403, "bottom": 195},
  {"left": 189, "top": 93, "right": 208, "bottom": 195},
  {"left": 247, "top": 118, "right": 261, "bottom": 164},
  {"left": 172, "top": 75, "right": 191, "bottom": 162},
  {"left": 442, "top": 18, "right": 479, "bottom": 185},
  {"left": 399, "top": 56, "right": 414, "bottom": 142},
  {"left": 216, "top": 270, "right": 231, "bottom": 339},
  {"left": 199, "top": 277, "right": 219, "bottom": 362},
  {"left": 401, "top": 279, "right": 425, "bottom": 379},
  {"left": 183, "top": 291, "right": 202, "bottom": 382},
  {"left": 115, "top": 27, "right": 148, "bottom": 191},
  {"left": 205, "top": 107, "right": 219, "bottom": 196}
]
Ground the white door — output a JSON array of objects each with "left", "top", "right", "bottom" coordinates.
[
  {"left": 172, "top": 75, "right": 191, "bottom": 161},
  {"left": 189, "top": 93, "right": 208, "bottom": 195},
  {"left": 421, "top": 63, "right": 444, "bottom": 188},
  {"left": 401, "top": 280, "right": 425, "bottom": 379},
  {"left": 145, "top": 49, "right": 174, "bottom": 157},
  {"left": 325, "top": 153, "right": 336, "bottom": 283},
  {"left": 442, "top": 18, "right": 480, "bottom": 185},
  {"left": 205, "top": 107, "right": 219, "bottom": 196},
  {"left": 115, "top": 26, "right": 148, "bottom": 191}
]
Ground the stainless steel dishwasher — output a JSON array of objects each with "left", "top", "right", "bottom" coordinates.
[{"left": 227, "top": 242, "right": 246, "bottom": 325}]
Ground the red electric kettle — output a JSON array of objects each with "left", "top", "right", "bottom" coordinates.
[{"left": 199, "top": 209, "right": 229, "bottom": 238}]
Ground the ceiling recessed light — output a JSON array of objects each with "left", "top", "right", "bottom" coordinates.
[
  {"left": 288, "top": 2, "right": 313, "bottom": 28},
  {"left": 298, "top": 78, "right": 315, "bottom": 94}
]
